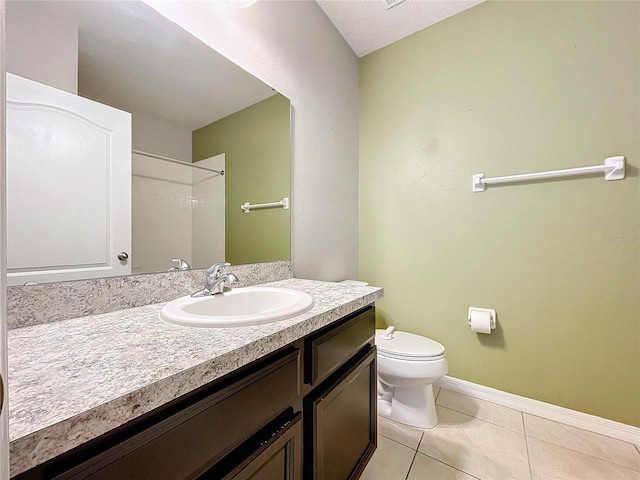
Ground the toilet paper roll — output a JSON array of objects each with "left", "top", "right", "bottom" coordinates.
[{"left": 470, "top": 310, "right": 492, "bottom": 334}]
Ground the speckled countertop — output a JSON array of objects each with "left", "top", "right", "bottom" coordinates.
[{"left": 8, "top": 278, "right": 383, "bottom": 477}]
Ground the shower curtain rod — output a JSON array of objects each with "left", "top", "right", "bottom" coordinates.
[{"left": 132, "top": 149, "right": 224, "bottom": 175}]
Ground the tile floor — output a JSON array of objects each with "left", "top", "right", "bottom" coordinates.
[{"left": 361, "top": 387, "right": 640, "bottom": 480}]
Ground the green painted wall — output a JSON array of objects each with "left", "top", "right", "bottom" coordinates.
[
  {"left": 193, "top": 94, "right": 290, "bottom": 265},
  {"left": 360, "top": 1, "right": 639, "bottom": 426}
]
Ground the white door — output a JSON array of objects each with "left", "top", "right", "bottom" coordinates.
[{"left": 6, "top": 73, "right": 131, "bottom": 285}]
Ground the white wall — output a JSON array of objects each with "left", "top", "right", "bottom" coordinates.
[
  {"left": 131, "top": 152, "right": 225, "bottom": 274},
  {"left": 131, "top": 153, "right": 193, "bottom": 274},
  {"left": 192, "top": 155, "right": 225, "bottom": 267},
  {"left": 131, "top": 110, "right": 192, "bottom": 163},
  {"left": 5, "top": 0, "right": 78, "bottom": 94},
  {"left": 0, "top": 0, "right": 9, "bottom": 476},
  {"left": 143, "top": 0, "right": 360, "bottom": 281}
]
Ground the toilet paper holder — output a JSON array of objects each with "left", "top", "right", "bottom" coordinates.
[{"left": 468, "top": 307, "right": 496, "bottom": 330}]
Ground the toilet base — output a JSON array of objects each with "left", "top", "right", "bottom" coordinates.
[{"left": 378, "top": 383, "right": 439, "bottom": 429}]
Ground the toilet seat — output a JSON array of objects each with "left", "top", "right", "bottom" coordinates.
[{"left": 375, "top": 329, "right": 445, "bottom": 362}]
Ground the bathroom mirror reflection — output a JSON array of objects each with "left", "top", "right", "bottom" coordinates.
[{"left": 5, "top": 0, "right": 291, "bottom": 286}]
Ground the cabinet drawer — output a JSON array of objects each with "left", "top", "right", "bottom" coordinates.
[
  {"left": 55, "top": 348, "right": 300, "bottom": 480},
  {"left": 305, "top": 306, "right": 375, "bottom": 386}
]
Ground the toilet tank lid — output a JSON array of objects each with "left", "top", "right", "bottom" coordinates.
[{"left": 375, "top": 329, "right": 445, "bottom": 358}]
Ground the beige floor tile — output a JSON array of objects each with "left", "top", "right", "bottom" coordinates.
[
  {"left": 418, "top": 406, "right": 530, "bottom": 480},
  {"left": 378, "top": 416, "right": 424, "bottom": 450},
  {"left": 528, "top": 437, "right": 640, "bottom": 480},
  {"left": 360, "top": 435, "right": 416, "bottom": 480},
  {"left": 524, "top": 414, "right": 640, "bottom": 472},
  {"left": 407, "top": 452, "right": 478, "bottom": 480},
  {"left": 437, "top": 388, "right": 524, "bottom": 433}
]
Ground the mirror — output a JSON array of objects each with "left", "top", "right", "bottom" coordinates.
[{"left": 5, "top": 0, "right": 291, "bottom": 285}]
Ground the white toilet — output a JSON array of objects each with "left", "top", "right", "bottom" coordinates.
[{"left": 376, "top": 327, "right": 448, "bottom": 429}]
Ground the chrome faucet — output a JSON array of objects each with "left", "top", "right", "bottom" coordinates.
[
  {"left": 169, "top": 258, "right": 191, "bottom": 271},
  {"left": 191, "top": 262, "right": 239, "bottom": 297}
]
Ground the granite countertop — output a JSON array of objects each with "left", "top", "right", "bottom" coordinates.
[{"left": 8, "top": 278, "right": 383, "bottom": 477}]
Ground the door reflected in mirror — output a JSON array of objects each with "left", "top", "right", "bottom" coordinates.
[{"left": 5, "top": 0, "right": 291, "bottom": 285}]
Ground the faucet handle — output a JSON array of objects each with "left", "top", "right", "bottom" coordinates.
[
  {"left": 171, "top": 258, "right": 191, "bottom": 270},
  {"left": 207, "top": 262, "right": 231, "bottom": 277}
]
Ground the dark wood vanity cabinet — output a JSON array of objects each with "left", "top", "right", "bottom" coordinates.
[
  {"left": 303, "top": 307, "right": 377, "bottom": 480},
  {"left": 14, "top": 306, "right": 376, "bottom": 480},
  {"left": 215, "top": 414, "right": 303, "bottom": 480},
  {"left": 304, "top": 348, "right": 376, "bottom": 480}
]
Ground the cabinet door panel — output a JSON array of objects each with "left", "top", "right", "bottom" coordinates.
[{"left": 305, "top": 347, "right": 377, "bottom": 480}]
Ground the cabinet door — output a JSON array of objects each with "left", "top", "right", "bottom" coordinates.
[
  {"left": 222, "top": 415, "right": 302, "bottom": 480},
  {"left": 305, "top": 347, "right": 377, "bottom": 480}
]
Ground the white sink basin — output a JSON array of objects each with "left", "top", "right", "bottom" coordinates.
[{"left": 160, "top": 287, "right": 315, "bottom": 328}]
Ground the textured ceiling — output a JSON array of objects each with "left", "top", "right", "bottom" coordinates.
[{"left": 316, "top": 0, "right": 484, "bottom": 57}]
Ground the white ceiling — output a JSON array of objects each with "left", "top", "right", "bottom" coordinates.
[{"left": 316, "top": 0, "right": 484, "bottom": 57}]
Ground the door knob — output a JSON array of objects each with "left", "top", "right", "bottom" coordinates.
[{"left": 117, "top": 252, "right": 129, "bottom": 261}]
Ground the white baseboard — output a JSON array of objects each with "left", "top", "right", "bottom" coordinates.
[{"left": 435, "top": 376, "right": 640, "bottom": 445}]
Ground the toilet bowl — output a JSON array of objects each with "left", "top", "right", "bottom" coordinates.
[{"left": 376, "top": 327, "right": 448, "bottom": 429}]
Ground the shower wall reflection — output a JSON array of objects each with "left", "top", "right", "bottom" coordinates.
[{"left": 131, "top": 153, "right": 225, "bottom": 274}]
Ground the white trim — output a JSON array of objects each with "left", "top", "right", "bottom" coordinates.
[
  {"left": 0, "top": 1, "right": 10, "bottom": 477},
  {"left": 436, "top": 376, "right": 640, "bottom": 445}
]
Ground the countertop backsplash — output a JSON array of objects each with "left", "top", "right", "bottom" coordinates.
[{"left": 7, "top": 260, "right": 293, "bottom": 330}]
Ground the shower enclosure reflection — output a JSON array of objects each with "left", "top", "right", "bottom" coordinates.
[
  {"left": 131, "top": 152, "right": 225, "bottom": 275},
  {"left": 5, "top": 0, "right": 291, "bottom": 284}
]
